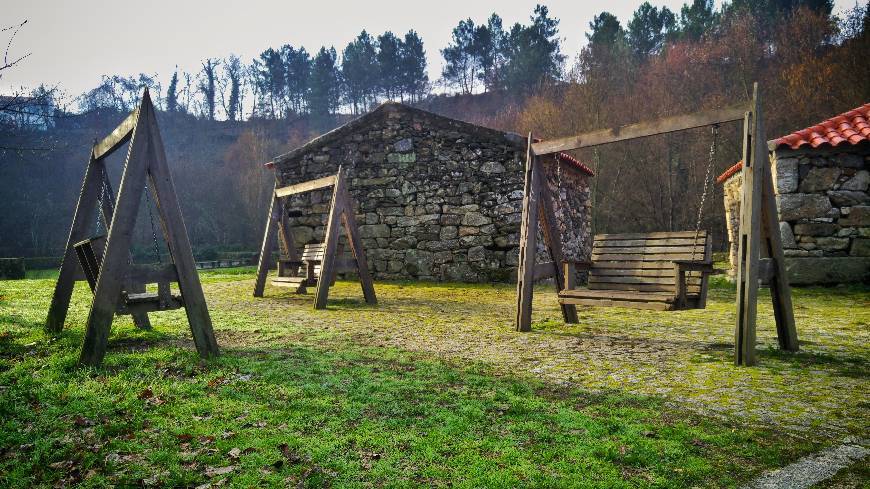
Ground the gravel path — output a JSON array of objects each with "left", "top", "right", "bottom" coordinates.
[{"left": 744, "top": 439, "right": 868, "bottom": 489}]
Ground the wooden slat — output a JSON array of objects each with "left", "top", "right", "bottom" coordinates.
[
  {"left": 588, "top": 282, "right": 700, "bottom": 293},
  {"left": 594, "top": 238, "right": 705, "bottom": 247},
  {"left": 591, "top": 261, "right": 677, "bottom": 269},
  {"left": 590, "top": 268, "right": 677, "bottom": 277},
  {"left": 558, "top": 297, "right": 673, "bottom": 311},
  {"left": 559, "top": 288, "right": 674, "bottom": 301},
  {"left": 592, "top": 253, "right": 700, "bottom": 261},
  {"left": 594, "top": 231, "right": 703, "bottom": 240},
  {"left": 532, "top": 104, "right": 746, "bottom": 155},
  {"left": 515, "top": 136, "right": 540, "bottom": 332},
  {"left": 533, "top": 261, "right": 556, "bottom": 280},
  {"left": 93, "top": 107, "right": 139, "bottom": 160},
  {"left": 589, "top": 275, "right": 700, "bottom": 286},
  {"left": 275, "top": 175, "right": 336, "bottom": 197},
  {"left": 127, "top": 263, "right": 178, "bottom": 284},
  {"left": 591, "top": 245, "right": 706, "bottom": 254}
]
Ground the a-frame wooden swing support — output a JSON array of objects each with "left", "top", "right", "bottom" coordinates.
[
  {"left": 515, "top": 83, "right": 799, "bottom": 366},
  {"left": 253, "top": 166, "right": 377, "bottom": 309},
  {"left": 44, "top": 90, "right": 219, "bottom": 366}
]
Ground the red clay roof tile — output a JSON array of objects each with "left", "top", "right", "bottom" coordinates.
[{"left": 717, "top": 102, "right": 870, "bottom": 183}]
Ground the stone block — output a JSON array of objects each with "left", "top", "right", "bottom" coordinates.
[
  {"left": 828, "top": 190, "right": 869, "bottom": 207},
  {"left": 841, "top": 170, "right": 869, "bottom": 191},
  {"left": 777, "top": 194, "right": 832, "bottom": 221},
  {"left": 461, "top": 212, "right": 491, "bottom": 226},
  {"left": 468, "top": 246, "right": 486, "bottom": 262},
  {"left": 439, "top": 226, "right": 458, "bottom": 240},
  {"left": 815, "top": 236, "right": 850, "bottom": 251},
  {"left": 836, "top": 153, "right": 865, "bottom": 168},
  {"left": 403, "top": 249, "right": 434, "bottom": 276},
  {"left": 480, "top": 161, "right": 506, "bottom": 174},
  {"left": 793, "top": 222, "right": 838, "bottom": 236},
  {"left": 360, "top": 224, "right": 390, "bottom": 238},
  {"left": 391, "top": 236, "right": 417, "bottom": 250},
  {"left": 773, "top": 157, "right": 799, "bottom": 193},
  {"left": 850, "top": 238, "right": 870, "bottom": 256},
  {"left": 785, "top": 257, "right": 870, "bottom": 284},
  {"left": 780, "top": 222, "right": 797, "bottom": 248},
  {"left": 386, "top": 152, "right": 416, "bottom": 164},
  {"left": 394, "top": 138, "right": 413, "bottom": 152},
  {"left": 799, "top": 167, "right": 841, "bottom": 193},
  {"left": 839, "top": 206, "right": 870, "bottom": 226}
]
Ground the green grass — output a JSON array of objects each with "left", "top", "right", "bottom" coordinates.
[{"left": 0, "top": 268, "right": 867, "bottom": 487}]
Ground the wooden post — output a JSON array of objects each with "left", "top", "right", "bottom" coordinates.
[
  {"left": 516, "top": 134, "right": 539, "bottom": 332},
  {"left": 734, "top": 84, "right": 764, "bottom": 366},
  {"left": 538, "top": 171, "right": 578, "bottom": 324},
  {"left": 45, "top": 150, "right": 103, "bottom": 333},
  {"left": 314, "top": 167, "right": 345, "bottom": 310},
  {"left": 338, "top": 176, "right": 377, "bottom": 304},
  {"left": 254, "top": 191, "right": 280, "bottom": 297},
  {"left": 145, "top": 93, "right": 220, "bottom": 360},
  {"left": 79, "top": 102, "right": 153, "bottom": 366}
]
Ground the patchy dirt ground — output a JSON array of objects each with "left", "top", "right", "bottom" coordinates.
[{"left": 201, "top": 273, "right": 869, "bottom": 442}]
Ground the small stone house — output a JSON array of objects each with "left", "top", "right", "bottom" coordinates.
[
  {"left": 268, "top": 102, "right": 594, "bottom": 282},
  {"left": 718, "top": 103, "right": 870, "bottom": 284}
]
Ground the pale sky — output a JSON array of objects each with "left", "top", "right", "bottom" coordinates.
[{"left": 1, "top": 0, "right": 860, "bottom": 98}]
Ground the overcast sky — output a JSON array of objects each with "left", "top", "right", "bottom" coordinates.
[{"left": 1, "top": 0, "right": 859, "bottom": 97}]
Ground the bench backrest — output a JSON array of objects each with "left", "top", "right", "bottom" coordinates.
[{"left": 589, "top": 231, "right": 710, "bottom": 295}]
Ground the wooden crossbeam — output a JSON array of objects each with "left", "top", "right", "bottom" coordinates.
[
  {"left": 275, "top": 175, "right": 336, "bottom": 197},
  {"left": 531, "top": 104, "right": 747, "bottom": 155},
  {"left": 93, "top": 107, "right": 139, "bottom": 160}
]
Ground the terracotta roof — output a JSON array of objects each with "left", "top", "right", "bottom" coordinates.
[
  {"left": 716, "top": 160, "right": 743, "bottom": 184},
  {"left": 771, "top": 103, "right": 870, "bottom": 150},
  {"left": 717, "top": 102, "right": 870, "bottom": 183},
  {"left": 555, "top": 152, "right": 595, "bottom": 176}
]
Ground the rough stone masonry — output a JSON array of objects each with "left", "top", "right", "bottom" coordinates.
[
  {"left": 270, "top": 102, "right": 593, "bottom": 283},
  {"left": 721, "top": 146, "right": 870, "bottom": 284}
]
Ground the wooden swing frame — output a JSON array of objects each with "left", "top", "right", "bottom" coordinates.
[
  {"left": 253, "top": 166, "right": 377, "bottom": 309},
  {"left": 515, "top": 83, "right": 799, "bottom": 366},
  {"left": 45, "top": 90, "right": 220, "bottom": 366}
]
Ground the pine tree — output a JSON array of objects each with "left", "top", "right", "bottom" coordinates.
[
  {"left": 166, "top": 69, "right": 179, "bottom": 112},
  {"left": 342, "top": 30, "right": 379, "bottom": 113},
  {"left": 307, "top": 46, "right": 340, "bottom": 118},
  {"left": 377, "top": 31, "right": 403, "bottom": 100},
  {"left": 627, "top": 2, "right": 677, "bottom": 59},
  {"left": 441, "top": 19, "right": 477, "bottom": 94},
  {"left": 400, "top": 30, "right": 427, "bottom": 102}
]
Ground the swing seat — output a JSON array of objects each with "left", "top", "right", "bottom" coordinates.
[
  {"left": 558, "top": 231, "right": 715, "bottom": 311},
  {"left": 73, "top": 236, "right": 184, "bottom": 314},
  {"left": 272, "top": 243, "right": 354, "bottom": 293}
]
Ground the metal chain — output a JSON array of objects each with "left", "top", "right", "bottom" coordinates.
[
  {"left": 691, "top": 124, "right": 718, "bottom": 261},
  {"left": 144, "top": 182, "right": 162, "bottom": 263}
]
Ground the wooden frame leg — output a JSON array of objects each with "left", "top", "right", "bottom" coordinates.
[
  {"left": 145, "top": 95, "right": 219, "bottom": 359},
  {"left": 46, "top": 152, "right": 104, "bottom": 333},
  {"left": 254, "top": 193, "right": 280, "bottom": 297},
  {"left": 340, "top": 186, "right": 377, "bottom": 304},
  {"left": 314, "top": 172, "right": 344, "bottom": 310},
  {"left": 516, "top": 134, "right": 539, "bottom": 332}
]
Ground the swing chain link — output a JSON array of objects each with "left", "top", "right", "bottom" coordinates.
[
  {"left": 144, "top": 181, "right": 162, "bottom": 264},
  {"left": 691, "top": 124, "right": 718, "bottom": 261}
]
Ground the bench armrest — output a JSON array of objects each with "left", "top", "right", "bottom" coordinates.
[
  {"left": 565, "top": 260, "right": 593, "bottom": 271},
  {"left": 672, "top": 260, "right": 714, "bottom": 273},
  {"left": 562, "top": 261, "right": 592, "bottom": 290}
]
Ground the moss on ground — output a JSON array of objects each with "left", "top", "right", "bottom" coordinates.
[{"left": 0, "top": 269, "right": 867, "bottom": 486}]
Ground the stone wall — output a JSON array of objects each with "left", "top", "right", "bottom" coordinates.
[
  {"left": 722, "top": 145, "right": 870, "bottom": 284},
  {"left": 273, "top": 103, "right": 592, "bottom": 282}
]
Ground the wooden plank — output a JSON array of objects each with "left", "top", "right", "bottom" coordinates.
[
  {"left": 558, "top": 297, "right": 672, "bottom": 311},
  {"left": 537, "top": 170, "right": 578, "bottom": 324},
  {"left": 588, "top": 282, "right": 700, "bottom": 293},
  {"left": 591, "top": 261, "right": 677, "bottom": 269},
  {"left": 734, "top": 84, "right": 763, "bottom": 367},
  {"left": 589, "top": 275, "right": 701, "bottom": 286},
  {"left": 590, "top": 268, "right": 679, "bottom": 277},
  {"left": 591, "top": 253, "right": 700, "bottom": 261},
  {"left": 559, "top": 288, "right": 675, "bottom": 301},
  {"left": 594, "top": 238, "right": 706, "bottom": 247},
  {"left": 594, "top": 231, "right": 703, "bottom": 240},
  {"left": 93, "top": 107, "right": 139, "bottom": 160},
  {"left": 254, "top": 192, "right": 280, "bottom": 297},
  {"left": 144, "top": 92, "right": 220, "bottom": 360},
  {"left": 275, "top": 175, "right": 336, "bottom": 197},
  {"left": 761, "top": 151, "right": 799, "bottom": 351},
  {"left": 515, "top": 134, "right": 539, "bottom": 332},
  {"left": 79, "top": 100, "right": 152, "bottom": 366},
  {"left": 46, "top": 152, "right": 104, "bottom": 333},
  {"left": 127, "top": 263, "right": 178, "bottom": 284},
  {"left": 313, "top": 170, "right": 345, "bottom": 310},
  {"left": 591, "top": 245, "right": 706, "bottom": 254},
  {"left": 532, "top": 104, "right": 747, "bottom": 155},
  {"left": 340, "top": 178, "right": 377, "bottom": 305}
]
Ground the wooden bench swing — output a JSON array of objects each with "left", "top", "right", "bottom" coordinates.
[
  {"left": 44, "top": 90, "right": 219, "bottom": 366},
  {"left": 516, "top": 83, "right": 799, "bottom": 366},
  {"left": 254, "top": 166, "right": 377, "bottom": 309}
]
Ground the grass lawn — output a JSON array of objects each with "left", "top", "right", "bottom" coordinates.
[{"left": 0, "top": 268, "right": 867, "bottom": 487}]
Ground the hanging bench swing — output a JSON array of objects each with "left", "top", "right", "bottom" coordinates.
[
  {"left": 253, "top": 166, "right": 377, "bottom": 309},
  {"left": 515, "top": 83, "right": 799, "bottom": 366},
  {"left": 45, "top": 90, "right": 219, "bottom": 366}
]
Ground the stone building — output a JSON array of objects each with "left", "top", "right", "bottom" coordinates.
[
  {"left": 718, "top": 103, "right": 870, "bottom": 284},
  {"left": 267, "top": 102, "right": 594, "bottom": 282}
]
